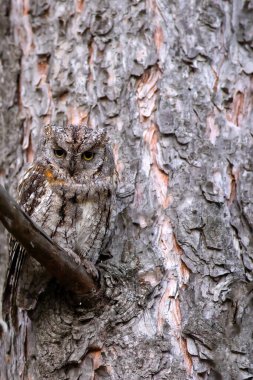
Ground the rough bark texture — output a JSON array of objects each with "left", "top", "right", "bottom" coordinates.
[
  {"left": 1, "top": 0, "right": 253, "bottom": 379},
  {"left": 0, "top": 0, "right": 21, "bottom": 316}
]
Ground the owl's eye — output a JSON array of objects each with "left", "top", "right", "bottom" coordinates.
[
  {"left": 53, "top": 148, "right": 66, "bottom": 158},
  {"left": 82, "top": 151, "right": 94, "bottom": 161}
]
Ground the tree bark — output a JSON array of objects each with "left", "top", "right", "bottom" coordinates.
[{"left": 1, "top": 0, "right": 253, "bottom": 379}]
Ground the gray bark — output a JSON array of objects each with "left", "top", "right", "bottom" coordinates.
[{"left": 1, "top": 0, "right": 253, "bottom": 379}]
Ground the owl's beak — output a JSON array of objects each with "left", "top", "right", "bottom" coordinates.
[{"left": 69, "top": 160, "right": 75, "bottom": 176}]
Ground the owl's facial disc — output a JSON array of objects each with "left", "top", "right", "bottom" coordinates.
[{"left": 49, "top": 129, "right": 104, "bottom": 179}]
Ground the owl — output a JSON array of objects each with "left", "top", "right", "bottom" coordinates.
[{"left": 2, "top": 124, "right": 115, "bottom": 324}]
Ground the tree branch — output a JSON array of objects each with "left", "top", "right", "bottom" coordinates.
[{"left": 0, "top": 185, "right": 100, "bottom": 297}]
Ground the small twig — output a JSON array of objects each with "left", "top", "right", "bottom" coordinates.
[{"left": 0, "top": 185, "right": 99, "bottom": 297}]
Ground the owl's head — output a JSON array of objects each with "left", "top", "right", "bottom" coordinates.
[{"left": 37, "top": 124, "right": 113, "bottom": 181}]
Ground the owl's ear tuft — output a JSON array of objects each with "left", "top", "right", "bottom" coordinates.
[
  {"left": 43, "top": 124, "right": 64, "bottom": 138},
  {"left": 44, "top": 125, "right": 53, "bottom": 138}
]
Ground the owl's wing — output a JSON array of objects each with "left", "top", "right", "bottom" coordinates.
[
  {"left": 2, "top": 237, "right": 26, "bottom": 327},
  {"left": 2, "top": 165, "right": 39, "bottom": 326}
]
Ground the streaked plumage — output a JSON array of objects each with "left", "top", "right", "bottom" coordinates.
[{"left": 2, "top": 124, "right": 115, "bottom": 324}]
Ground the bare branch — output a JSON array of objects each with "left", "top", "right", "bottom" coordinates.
[{"left": 0, "top": 185, "right": 100, "bottom": 297}]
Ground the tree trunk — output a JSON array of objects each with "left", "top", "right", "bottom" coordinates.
[{"left": 1, "top": 0, "right": 253, "bottom": 379}]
